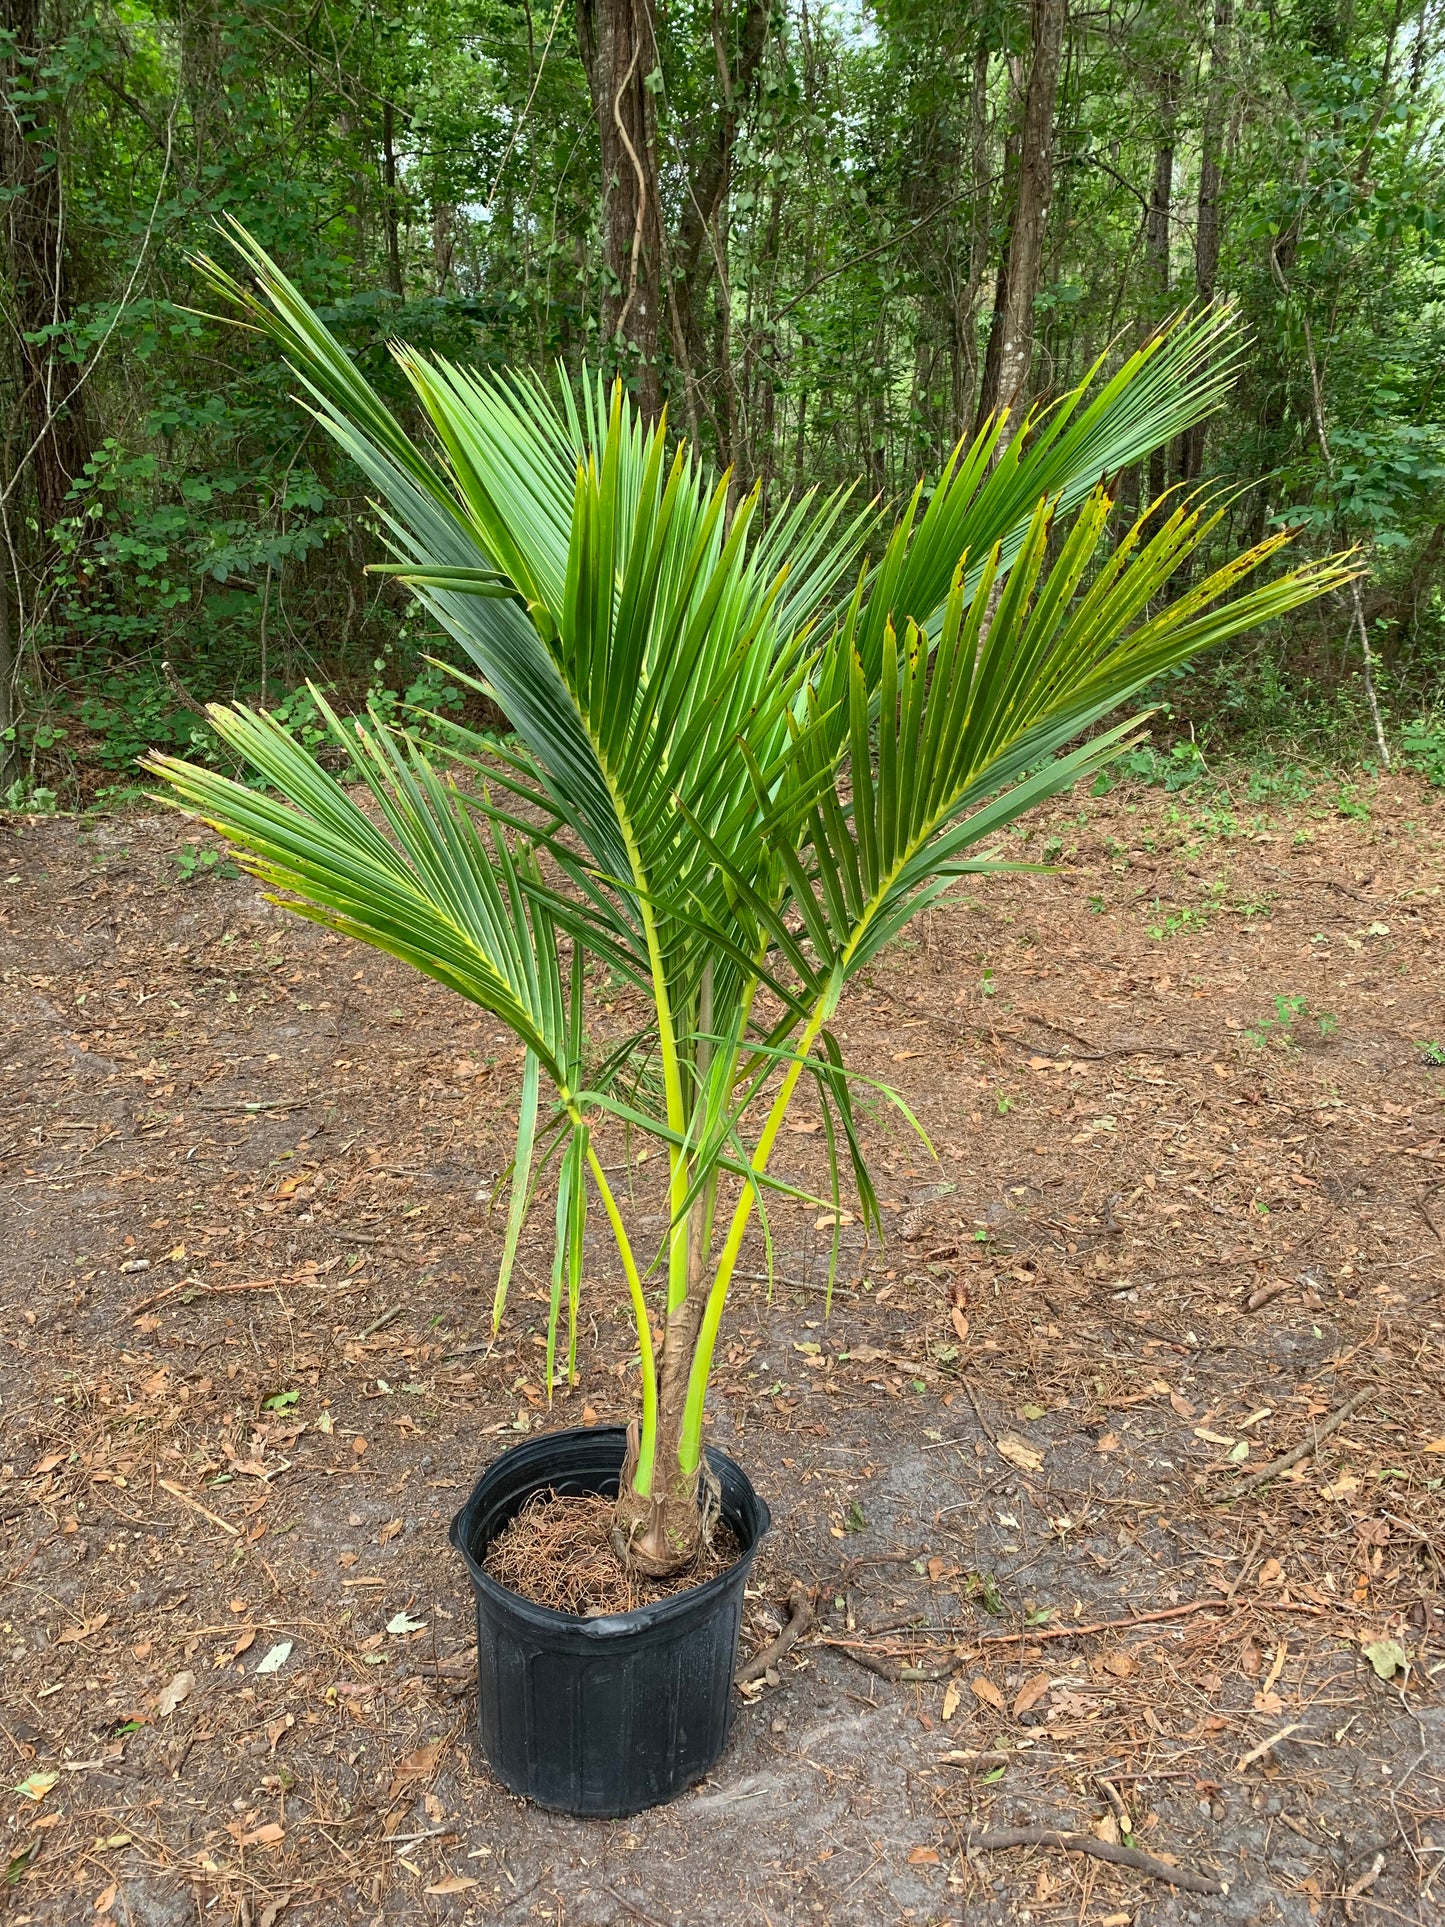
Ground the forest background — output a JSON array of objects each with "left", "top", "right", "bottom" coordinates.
[{"left": 3, "top": 0, "right": 1444, "bottom": 806}]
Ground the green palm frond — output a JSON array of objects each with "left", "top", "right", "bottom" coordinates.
[{"left": 150, "top": 224, "right": 1354, "bottom": 1510}]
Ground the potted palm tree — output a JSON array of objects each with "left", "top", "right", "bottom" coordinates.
[{"left": 147, "top": 226, "right": 1344, "bottom": 1816}]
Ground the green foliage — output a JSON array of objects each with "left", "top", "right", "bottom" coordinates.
[
  {"left": 1400, "top": 721, "right": 1445, "bottom": 785},
  {"left": 172, "top": 843, "right": 240, "bottom": 884},
  {"left": 0, "top": 0, "right": 1438, "bottom": 794},
  {"left": 144, "top": 241, "right": 1341, "bottom": 1507},
  {"left": 1246, "top": 994, "right": 1339, "bottom": 1048}
]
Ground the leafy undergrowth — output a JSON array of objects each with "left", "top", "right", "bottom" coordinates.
[{"left": 0, "top": 776, "right": 1441, "bottom": 1925}]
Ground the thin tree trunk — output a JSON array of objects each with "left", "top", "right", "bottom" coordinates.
[
  {"left": 1268, "top": 242, "right": 1390, "bottom": 766},
  {"left": 673, "top": 0, "right": 770, "bottom": 429},
  {"left": 974, "top": 0, "right": 1067, "bottom": 442},
  {"left": 1179, "top": 0, "right": 1232, "bottom": 485},
  {"left": 0, "top": 0, "right": 91, "bottom": 538},
  {"left": 381, "top": 101, "right": 404, "bottom": 298},
  {"left": 956, "top": 40, "right": 993, "bottom": 436},
  {"left": 432, "top": 201, "right": 455, "bottom": 293},
  {"left": 1145, "top": 68, "right": 1177, "bottom": 505},
  {"left": 0, "top": 552, "right": 15, "bottom": 791},
  {"left": 576, "top": 0, "right": 664, "bottom": 419}
]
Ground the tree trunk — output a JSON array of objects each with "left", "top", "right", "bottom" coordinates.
[
  {"left": 1179, "top": 0, "right": 1233, "bottom": 486},
  {"left": 0, "top": 0, "right": 91, "bottom": 539},
  {"left": 576, "top": 0, "right": 665, "bottom": 420},
  {"left": 1145, "top": 68, "right": 1177, "bottom": 505},
  {"left": 432, "top": 201, "right": 455, "bottom": 293},
  {"left": 955, "top": 40, "right": 994, "bottom": 437},
  {"left": 381, "top": 101, "right": 404, "bottom": 298},
  {"left": 672, "top": 0, "right": 770, "bottom": 444},
  {"left": 974, "top": 0, "right": 1066, "bottom": 440},
  {"left": 0, "top": 552, "right": 15, "bottom": 791}
]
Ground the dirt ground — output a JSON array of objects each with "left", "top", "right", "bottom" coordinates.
[{"left": 1, "top": 768, "right": 1443, "bottom": 1927}]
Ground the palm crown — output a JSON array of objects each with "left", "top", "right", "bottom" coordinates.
[{"left": 146, "top": 224, "right": 1347, "bottom": 1572}]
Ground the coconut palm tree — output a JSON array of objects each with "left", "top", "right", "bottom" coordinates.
[{"left": 147, "top": 226, "right": 1347, "bottom": 1575}]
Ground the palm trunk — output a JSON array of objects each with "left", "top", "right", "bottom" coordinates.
[{"left": 613, "top": 964, "right": 715, "bottom": 1574}]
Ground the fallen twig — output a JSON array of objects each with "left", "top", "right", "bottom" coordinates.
[
  {"left": 827, "top": 1642, "right": 904, "bottom": 1684},
  {"left": 600, "top": 1883, "right": 676, "bottom": 1927},
  {"left": 196, "top": 1089, "right": 337, "bottom": 1113},
  {"left": 358, "top": 1305, "right": 404, "bottom": 1339},
  {"left": 838, "top": 1547, "right": 922, "bottom": 1581},
  {"left": 818, "top": 1636, "right": 968, "bottom": 1685},
  {"left": 1225, "top": 1386, "right": 1375, "bottom": 1499},
  {"left": 1236, "top": 1722, "right": 1300, "bottom": 1771},
  {"left": 1344, "top": 1851, "right": 1386, "bottom": 1921},
  {"left": 939, "top": 1749, "right": 1010, "bottom": 1773},
  {"left": 130, "top": 1276, "right": 279, "bottom": 1314},
  {"left": 158, "top": 1479, "right": 240, "bottom": 1536},
  {"left": 737, "top": 1581, "right": 813, "bottom": 1687},
  {"left": 960, "top": 1375, "right": 998, "bottom": 1443},
  {"left": 967, "top": 1827, "right": 1223, "bottom": 1897},
  {"left": 979, "top": 1598, "right": 1220, "bottom": 1645}
]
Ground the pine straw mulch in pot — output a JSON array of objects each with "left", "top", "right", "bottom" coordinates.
[{"left": 482, "top": 1488, "right": 742, "bottom": 1616}]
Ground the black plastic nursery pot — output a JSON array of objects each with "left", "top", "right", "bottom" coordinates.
[{"left": 449, "top": 1424, "right": 771, "bottom": 1818}]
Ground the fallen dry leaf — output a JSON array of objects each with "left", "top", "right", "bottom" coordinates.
[
  {"left": 582, "top": 1403, "right": 598, "bottom": 1424},
  {"left": 58, "top": 1611, "right": 109, "bottom": 1645},
  {"left": 1013, "top": 1672, "right": 1052, "bottom": 1718},
  {"left": 1169, "top": 1390, "right": 1196, "bottom": 1420},
  {"left": 1048, "top": 1689, "right": 1101, "bottom": 1720},
  {"left": 950, "top": 1306, "right": 969, "bottom": 1343},
  {"left": 154, "top": 1670, "right": 195, "bottom": 1717},
  {"left": 425, "top": 1877, "right": 479, "bottom": 1895},
  {"left": 996, "top": 1433, "right": 1044, "bottom": 1474},
  {"left": 1095, "top": 1431, "right": 1120, "bottom": 1453},
  {"left": 93, "top": 1882, "right": 118, "bottom": 1914},
  {"left": 388, "top": 1740, "right": 444, "bottom": 1800},
  {"left": 1257, "top": 1557, "right": 1285, "bottom": 1588},
  {"left": 376, "top": 1518, "right": 403, "bottom": 1546},
  {"left": 970, "top": 1676, "right": 1005, "bottom": 1712},
  {"left": 237, "top": 1821, "right": 284, "bottom": 1848},
  {"left": 1099, "top": 1651, "right": 1136, "bottom": 1679},
  {"left": 941, "top": 1680, "right": 961, "bottom": 1722},
  {"left": 907, "top": 1846, "right": 941, "bottom": 1866}
]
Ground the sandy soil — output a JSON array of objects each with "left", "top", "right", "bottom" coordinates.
[{"left": 1, "top": 769, "right": 1442, "bottom": 1927}]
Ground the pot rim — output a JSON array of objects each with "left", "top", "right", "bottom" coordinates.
[{"left": 449, "top": 1423, "right": 769, "bottom": 1639}]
